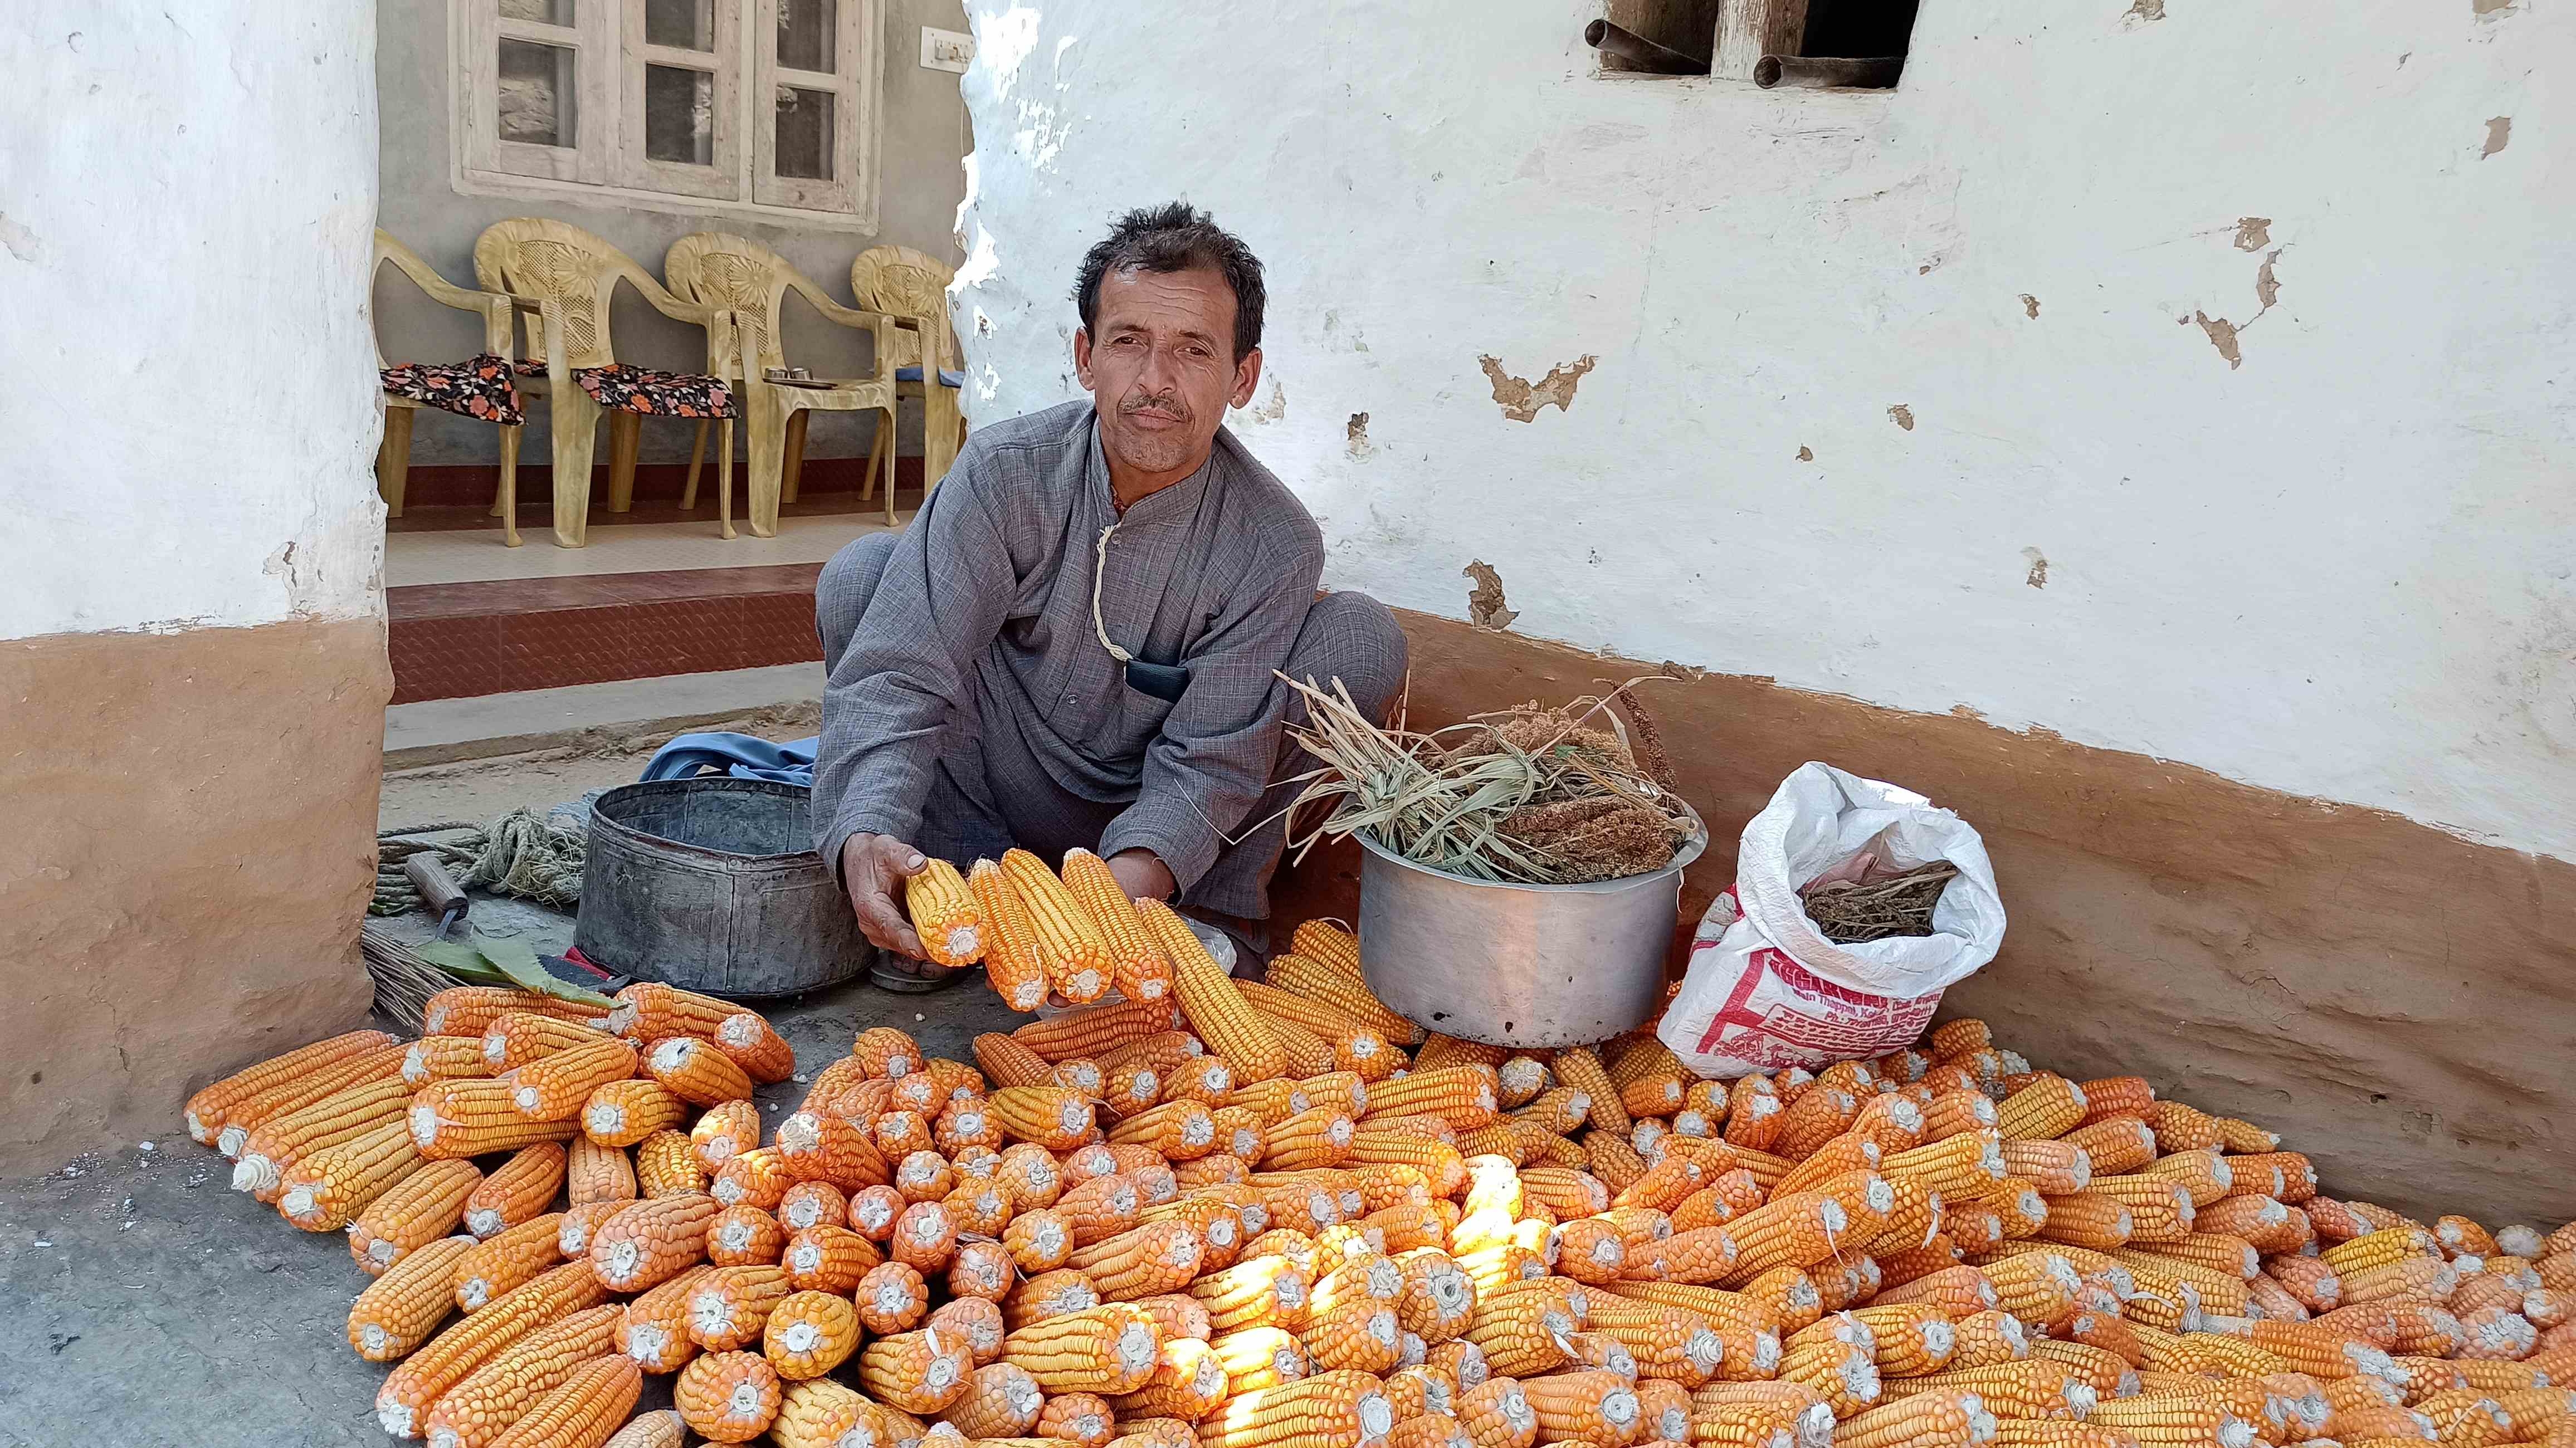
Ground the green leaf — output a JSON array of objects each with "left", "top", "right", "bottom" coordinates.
[
  {"left": 473, "top": 935, "right": 616, "bottom": 1009},
  {"left": 414, "top": 940, "right": 509, "bottom": 981}
]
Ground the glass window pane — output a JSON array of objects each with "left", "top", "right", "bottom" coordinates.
[
  {"left": 774, "top": 86, "right": 835, "bottom": 178},
  {"left": 777, "top": 0, "right": 837, "bottom": 73},
  {"left": 645, "top": 65, "right": 715, "bottom": 165},
  {"left": 500, "top": 0, "right": 575, "bottom": 23},
  {"left": 646, "top": 0, "right": 714, "bottom": 50},
  {"left": 497, "top": 39, "right": 576, "bottom": 148}
]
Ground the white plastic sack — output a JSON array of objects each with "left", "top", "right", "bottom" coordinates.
[{"left": 1657, "top": 762, "right": 2006, "bottom": 1077}]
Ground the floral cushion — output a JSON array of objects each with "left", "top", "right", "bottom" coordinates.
[
  {"left": 381, "top": 354, "right": 524, "bottom": 425},
  {"left": 510, "top": 360, "right": 736, "bottom": 419}
]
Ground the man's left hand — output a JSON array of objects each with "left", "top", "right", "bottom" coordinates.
[{"left": 1105, "top": 848, "right": 1176, "bottom": 905}]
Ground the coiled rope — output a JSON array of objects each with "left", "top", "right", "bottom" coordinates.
[{"left": 372, "top": 808, "right": 587, "bottom": 915}]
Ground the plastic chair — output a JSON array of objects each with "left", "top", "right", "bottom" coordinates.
[
  {"left": 850, "top": 245, "right": 968, "bottom": 524},
  {"left": 665, "top": 232, "right": 904, "bottom": 540},
  {"left": 371, "top": 230, "right": 526, "bottom": 546},
  {"left": 470, "top": 218, "right": 744, "bottom": 548}
]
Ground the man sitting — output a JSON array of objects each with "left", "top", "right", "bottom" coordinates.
[{"left": 812, "top": 202, "right": 1407, "bottom": 985}]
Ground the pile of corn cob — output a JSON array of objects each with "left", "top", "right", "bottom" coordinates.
[{"left": 182, "top": 847, "right": 2576, "bottom": 1448}]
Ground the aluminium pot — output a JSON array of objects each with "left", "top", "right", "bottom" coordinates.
[
  {"left": 1354, "top": 804, "right": 1707, "bottom": 1048},
  {"left": 575, "top": 777, "right": 867, "bottom": 997}
]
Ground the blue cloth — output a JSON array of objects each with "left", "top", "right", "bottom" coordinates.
[
  {"left": 641, "top": 732, "right": 818, "bottom": 786},
  {"left": 895, "top": 365, "right": 965, "bottom": 388}
]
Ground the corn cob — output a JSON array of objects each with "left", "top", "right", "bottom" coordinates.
[
  {"left": 1950, "top": 1310, "right": 2037, "bottom": 1373},
  {"left": 579, "top": 1078, "right": 689, "bottom": 1148},
  {"left": 2028, "top": 1339, "right": 2132, "bottom": 1396},
  {"left": 184, "top": 1028, "right": 399, "bottom": 1146},
  {"left": 426, "top": 986, "right": 611, "bottom": 1039},
  {"left": 706, "top": 1203, "right": 788, "bottom": 1266},
  {"left": 452, "top": 1212, "right": 568, "bottom": 1310},
  {"left": 1831, "top": 1390, "right": 1998, "bottom": 1448},
  {"left": 774, "top": 1224, "right": 874, "bottom": 1294},
  {"left": 350, "top": 1234, "right": 479, "bottom": 1362},
  {"left": 642, "top": 1035, "right": 754, "bottom": 1107},
  {"left": 852, "top": 1025, "right": 928, "bottom": 1079},
  {"left": 279, "top": 1118, "right": 426, "bottom": 1230},
  {"left": 1584, "top": 1293, "right": 1729, "bottom": 1387},
  {"left": 994, "top": 847, "right": 1116, "bottom": 1002},
  {"left": 1261, "top": 1013, "right": 1341, "bottom": 1079},
  {"left": 1201, "top": 1369, "right": 1398, "bottom": 1447},
  {"left": 420, "top": 1303, "right": 624, "bottom": 1448},
  {"left": 858, "top": 1327, "right": 978, "bottom": 1413},
  {"left": 632, "top": 1127, "right": 708, "bottom": 1198},
  {"left": 682, "top": 1264, "right": 792, "bottom": 1354},
  {"left": 994, "top": 1085, "right": 1101, "bottom": 1150},
  {"left": 482, "top": 1011, "right": 607, "bottom": 1072},
  {"left": 352, "top": 1158, "right": 483, "bottom": 1273},
  {"left": 888, "top": 1197, "right": 960, "bottom": 1271},
  {"left": 564, "top": 1134, "right": 637, "bottom": 1209},
  {"left": 411, "top": 1078, "right": 579, "bottom": 1161},
  {"left": 472, "top": 1353, "right": 638, "bottom": 1448},
  {"left": 464, "top": 1142, "right": 568, "bottom": 1237},
  {"left": 602, "top": 981, "right": 738, "bottom": 1044},
  {"left": 896, "top": 855, "right": 984, "bottom": 967},
  {"left": 231, "top": 1074, "right": 418, "bottom": 1201},
  {"left": 1061, "top": 848, "right": 1177, "bottom": 1002},
  {"left": 966, "top": 857, "right": 1055, "bottom": 1011},
  {"left": 214, "top": 1041, "right": 418, "bottom": 1161},
  {"left": 978, "top": 1030, "right": 1059, "bottom": 1089},
  {"left": 375, "top": 1260, "right": 613, "bottom": 1438},
  {"left": 556, "top": 1199, "right": 624, "bottom": 1261},
  {"left": 675, "top": 1349, "right": 784, "bottom": 1442},
  {"left": 404, "top": 1034, "right": 494, "bottom": 1088},
  {"left": 589, "top": 1192, "right": 720, "bottom": 1292},
  {"left": 1115, "top": 898, "right": 1280, "bottom": 1081}
]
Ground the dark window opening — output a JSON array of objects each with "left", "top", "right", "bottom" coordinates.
[{"left": 1586, "top": 0, "right": 1919, "bottom": 89}]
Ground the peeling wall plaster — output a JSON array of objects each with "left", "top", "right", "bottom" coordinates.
[
  {"left": 952, "top": 0, "right": 2576, "bottom": 862},
  {"left": 1, "top": 2, "right": 384, "bottom": 639}
]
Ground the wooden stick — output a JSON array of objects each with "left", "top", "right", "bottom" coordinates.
[{"left": 1754, "top": 54, "right": 1904, "bottom": 89}]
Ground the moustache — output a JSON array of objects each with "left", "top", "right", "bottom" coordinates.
[{"left": 1120, "top": 391, "right": 1190, "bottom": 420}]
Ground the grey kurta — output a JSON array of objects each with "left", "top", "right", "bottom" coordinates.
[{"left": 813, "top": 399, "right": 1329, "bottom": 898}]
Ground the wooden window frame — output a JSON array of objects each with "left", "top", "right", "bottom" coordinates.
[{"left": 451, "top": 0, "right": 882, "bottom": 231}]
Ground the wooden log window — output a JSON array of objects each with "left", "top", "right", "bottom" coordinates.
[{"left": 1589, "top": 0, "right": 1919, "bottom": 89}]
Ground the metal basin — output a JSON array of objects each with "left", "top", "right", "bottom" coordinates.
[
  {"left": 1355, "top": 805, "right": 1707, "bottom": 1048},
  {"left": 575, "top": 778, "right": 867, "bottom": 998}
]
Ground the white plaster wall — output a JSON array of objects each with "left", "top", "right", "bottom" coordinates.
[
  {"left": 0, "top": 1, "right": 383, "bottom": 639},
  {"left": 952, "top": 0, "right": 2576, "bottom": 861}
]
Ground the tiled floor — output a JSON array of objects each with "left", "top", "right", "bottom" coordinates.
[{"left": 386, "top": 510, "right": 907, "bottom": 588}]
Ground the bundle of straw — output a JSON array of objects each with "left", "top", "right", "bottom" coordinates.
[{"left": 1280, "top": 674, "right": 1697, "bottom": 886}]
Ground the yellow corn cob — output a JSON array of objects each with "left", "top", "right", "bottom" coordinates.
[
  {"left": 630, "top": 1127, "right": 706, "bottom": 1198},
  {"left": 1263, "top": 1107, "right": 1358, "bottom": 1172},
  {"left": 674, "top": 1349, "right": 784, "bottom": 1441},
  {"left": 183, "top": 1028, "right": 401, "bottom": 1146},
  {"left": 1584, "top": 1292, "right": 1729, "bottom": 1387},
  {"left": 589, "top": 1192, "right": 720, "bottom": 1292},
  {"left": 1362, "top": 1065, "right": 1502, "bottom": 1134},
  {"left": 2028, "top": 1338, "right": 2133, "bottom": 1395},
  {"left": 350, "top": 1234, "right": 479, "bottom": 1362},
  {"left": 944, "top": 1360, "right": 1048, "bottom": 1436},
  {"left": 1128, "top": 897, "right": 1287, "bottom": 1081},
  {"left": 476, "top": 1353, "right": 639, "bottom": 1448},
  {"left": 769, "top": 1382, "right": 901, "bottom": 1448},
  {"left": 1880, "top": 1361, "right": 2089, "bottom": 1421},
  {"left": 1201, "top": 1368, "right": 1398, "bottom": 1447},
  {"left": 463, "top": 1141, "right": 568, "bottom": 1238},
  {"left": 564, "top": 1135, "right": 636, "bottom": 1207},
  {"left": 1110, "top": 1099, "right": 1221, "bottom": 1161},
  {"left": 410, "top": 1078, "right": 580, "bottom": 1161},
  {"left": 578, "top": 1078, "right": 688, "bottom": 1148},
  {"left": 2086, "top": 1392, "right": 2258, "bottom": 1445},
  {"left": 1257, "top": 1012, "right": 1339, "bottom": 1078},
  {"left": 1833, "top": 1390, "right": 1998, "bottom": 1448},
  {"left": 641, "top": 1035, "right": 754, "bottom": 1107},
  {"left": 374, "top": 1260, "right": 613, "bottom": 1439},
  {"left": 419, "top": 1303, "right": 624, "bottom": 1448},
  {"left": 1060, "top": 847, "right": 1176, "bottom": 1002},
  {"left": 1267, "top": 951, "right": 1423, "bottom": 1048},
  {"left": 279, "top": 1118, "right": 426, "bottom": 1231},
  {"left": 614, "top": 1263, "right": 717, "bottom": 1374},
  {"left": 967, "top": 858, "right": 1053, "bottom": 1011},
  {"left": 231, "top": 1074, "right": 418, "bottom": 1202},
  {"left": 899, "top": 855, "right": 984, "bottom": 967},
  {"left": 215, "top": 1041, "right": 418, "bottom": 1162},
  {"left": 452, "top": 1212, "right": 569, "bottom": 1312},
  {"left": 425, "top": 986, "right": 611, "bottom": 1039},
  {"left": 1210, "top": 1324, "right": 1313, "bottom": 1397},
  {"left": 1194, "top": 1255, "right": 1314, "bottom": 1332},
  {"left": 2035, "top": 1194, "right": 2133, "bottom": 1251},
  {"left": 1465, "top": 1279, "right": 1582, "bottom": 1379},
  {"left": 404, "top": 1034, "right": 495, "bottom": 1088},
  {"left": 1074, "top": 1220, "right": 1209, "bottom": 1300},
  {"left": 993, "top": 1084, "right": 1099, "bottom": 1151},
  {"left": 998, "top": 847, "right": 1117, "bottom": 1002},
  {"left": 977, "top": 1030, "right": 1058, "bottom": 1088},
  {"left": 480, "top": 1011, "right": 605, "bottom": 1073},
  {"left": 351, "top": 1158, "right": 483, "bottom": 1274},
  {"left": 598, "top": 980, "right": 731, "bottom": 1044},
  {"left": 852, "top": 1328, "right": 973, "bottom": 1416},
  {"left": 685, "top": 1264, "right": 793, "bottom": 1356},
  {"left": 1289, "top": 918, "right": 1363, "bottom": 973},
  {"left": 1996, "top": 1077, "right": 2090, "bottom": 1142},
  {"left": 497, "top": 1037, "right": 636, "bottom": 1125},
  {"left": 709, "top": 1203, "right": 788, "bottom": 1267},
  {"left": 1521, "top": 1368, "right": 1643, "bottom": 1446}
]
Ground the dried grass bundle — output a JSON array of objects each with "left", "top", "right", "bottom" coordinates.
[{"left": 1280, "top": 674, "right": 1697, "bottom": 885}]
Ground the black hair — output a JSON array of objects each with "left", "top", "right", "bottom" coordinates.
[{"left": 1071, "top": 201, "right": 1266, "bottom": 363}]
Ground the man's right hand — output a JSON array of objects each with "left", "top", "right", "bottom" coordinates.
[{"left": 842, "top": 833, "right": 929, "bottom": 959}]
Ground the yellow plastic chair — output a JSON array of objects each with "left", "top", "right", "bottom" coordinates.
[
  {"left": 371, "top": 229, "right": 526, "bottom": 546},
  {"left": 470, "top": 218, "right": 743, "bottom": 548},
  {"left": 850, "top": 245, "right": 968, "bottom": 524},
  {"left": 664, "top": 232, "right": 904, "bottom": 540}
]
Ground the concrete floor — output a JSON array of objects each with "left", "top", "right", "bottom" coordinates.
[{"left": 0, "top": 742, "right": 1023, "bottom": 1443}]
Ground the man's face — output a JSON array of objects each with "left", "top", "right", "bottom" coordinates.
[{"left": 1075, "top": 266, "right": 1263, "bottom": 483}]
